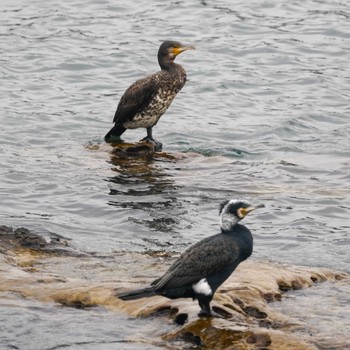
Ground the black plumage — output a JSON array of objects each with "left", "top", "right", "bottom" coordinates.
[
  {"left": 117, "top": 200, "right": 264, "bottom": 317},
  {"left": 105, "top": 41, "right": 195, "bottom": 149}
]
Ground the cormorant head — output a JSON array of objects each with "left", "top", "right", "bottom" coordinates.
[
  {"left": 219, "top": 199, "right": 264, "bottom": 232},
  {"left": 158, "top": 41, "right": 195, "bottom": 70}
]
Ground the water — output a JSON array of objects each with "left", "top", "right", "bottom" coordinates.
[
  {"left": 273, "top": 280, "right": 350, "bottom": 349},
  {"left": 1, "top": 0, "right": 349, "bottom": 348},
  {"left": 0, "top": 293, "right": 165, "bottom": 350}
]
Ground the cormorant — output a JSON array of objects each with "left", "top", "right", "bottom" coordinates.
[
  {"left": 117, "top": 199, "right": 264, "bottom": 317},
  {"left": 104, "top": 41, "right": 195, "bottom": 150}
]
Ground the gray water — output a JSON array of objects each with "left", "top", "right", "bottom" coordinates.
[{"left": 1, "top": 0, "right": 349, "bottom": 349}]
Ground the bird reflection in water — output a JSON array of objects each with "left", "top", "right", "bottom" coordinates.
[{"left": 106, "top": 146, "right": 185, "bottom": 235}]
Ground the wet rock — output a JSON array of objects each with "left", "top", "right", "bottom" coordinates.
[
  {"left": 13, "top": 227, "right": 47, "bottom": 248},
  {"left": 243, "top": 306, "right": 268, "bottom": 319},
  {"left": 113, "top": 260, "right": 347, "bottom": 349},
  {"left": 0, "top": 225, "right": 82, "bottom": 270},
  {"left": 108, "top": 139, "right": 183, "bottom": 160},
  {"left": 110, "top": 140, "right": 159, "bottom": 157},
  {"left": 166, "top": 318, "right": 270, "bottom": 350},
  {"left": 0, "top": 226, "right": 348, "bottom": 350}
]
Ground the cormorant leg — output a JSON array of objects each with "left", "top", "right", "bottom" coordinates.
[
  {"left": 146, "top": 127, "right": 153, "bottom": 139},
  {"left": 198, "top": 299, "right": 212, "bottom": 317},
  {"left": 198, "top": 298, "right": 223, "bottom": 318},
  {"left": 140, "top": 127, "right": 162, "bottom": 151}
]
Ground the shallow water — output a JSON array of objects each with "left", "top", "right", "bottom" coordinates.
[
  {"left": 0, "top": 295, "right": 150, "bottom": 350},
  {"left": 1, "top": 0, "right": 349, "bottom": 349},
  {"left": 272, "top": 280, "right": 350, "bottom": 350}
]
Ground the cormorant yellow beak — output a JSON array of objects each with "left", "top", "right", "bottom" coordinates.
[
  {"left": 173, "top": 45, "right": 195, "bottom": 56},
  {"left": 238, "top": 204, "right": 265, "bottom": 218}
]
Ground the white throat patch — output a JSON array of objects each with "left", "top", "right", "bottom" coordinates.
[
  {"left": 220, "top": 214, "right": 239, "bottom": 231},
  {"left": 220, "top": 199, "right": 241, "bottom": 231},
  {"left": 192, "top": 278, "right": 212, "bottom": 296}
]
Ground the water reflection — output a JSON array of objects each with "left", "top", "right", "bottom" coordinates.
[
  {"left": 107, "top": 151, "right": 177, "bottom": 196},
  {"left": 106, "top": 150, "right": 185, "bottom": 235}
]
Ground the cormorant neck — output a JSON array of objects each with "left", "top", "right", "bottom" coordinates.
[
  {"left": 220, "top": 213, "right": 240, "bottom": 232},
  {"left": 158, "top": 54, "right": 177, "bottom": 72}
]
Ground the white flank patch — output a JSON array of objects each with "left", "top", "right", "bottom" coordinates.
[{"left": 192, "top": 278, "right": 212, "bottom": 296}]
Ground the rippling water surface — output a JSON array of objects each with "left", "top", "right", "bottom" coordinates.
[{"left": 1, "top": 0, "right": 349, "bottom": 349}]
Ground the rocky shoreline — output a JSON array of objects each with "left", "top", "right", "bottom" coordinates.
[{"left": 0, "top": 225, "right": 348, "bottom": 349}]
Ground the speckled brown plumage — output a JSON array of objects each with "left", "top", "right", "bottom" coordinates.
[{"left": 105, "top": 41, "right": 194, "bottom": 149}]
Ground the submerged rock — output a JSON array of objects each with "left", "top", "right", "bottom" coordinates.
[{"left": 110, "top": 140, "right": 158, "bottom": 156}]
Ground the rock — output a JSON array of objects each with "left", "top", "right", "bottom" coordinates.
[
  {"left": 0, "top": 225, "right": 83, "bottom": 270},
  {"left": 112, "top": 260, "right": 346, "bottom": 349},
  {"left": 109, "top": 141, "right": 179, "bottom": 164},
  {"left": 111, "top": 139, "right": 159, "bottom": 154},
  {"left": 0, "top": 226, "right": 348, "bottom": 349}
]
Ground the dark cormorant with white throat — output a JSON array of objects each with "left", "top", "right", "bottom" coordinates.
[
  {"left": 117, "top": 199, "right": 264, "bottom": 317},
  {"left": 104, "top": 41, "right": 195, "bottom": 150}
]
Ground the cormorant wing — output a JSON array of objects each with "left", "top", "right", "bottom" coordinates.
[
  {"left": 153, "top": 234, "right": 240, "bottom": 290},
  {"left": 113, "top": 75, "right": 158, "bottom": 124}
]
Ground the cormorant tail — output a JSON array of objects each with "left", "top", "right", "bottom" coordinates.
[
  {"left": 104, "top": 124, "right": 126, "bottom": 143},
  {"left": 117, "top": 286, "right": 156, "bottom": 300}
]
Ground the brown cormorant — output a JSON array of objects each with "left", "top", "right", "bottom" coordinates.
[
  {"left": 104, "top": 41, "right": 195, "bottom": 150},
  {"left": 117, "top": 199, "right": 264, "bottom": 317}
]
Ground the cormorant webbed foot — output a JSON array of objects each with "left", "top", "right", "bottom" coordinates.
[
  {"left": 198, "top": 308, "right": 225, "bottom": 318},
  {"left": 140, "top": 136, "right": 163, "bottom": 152}
]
